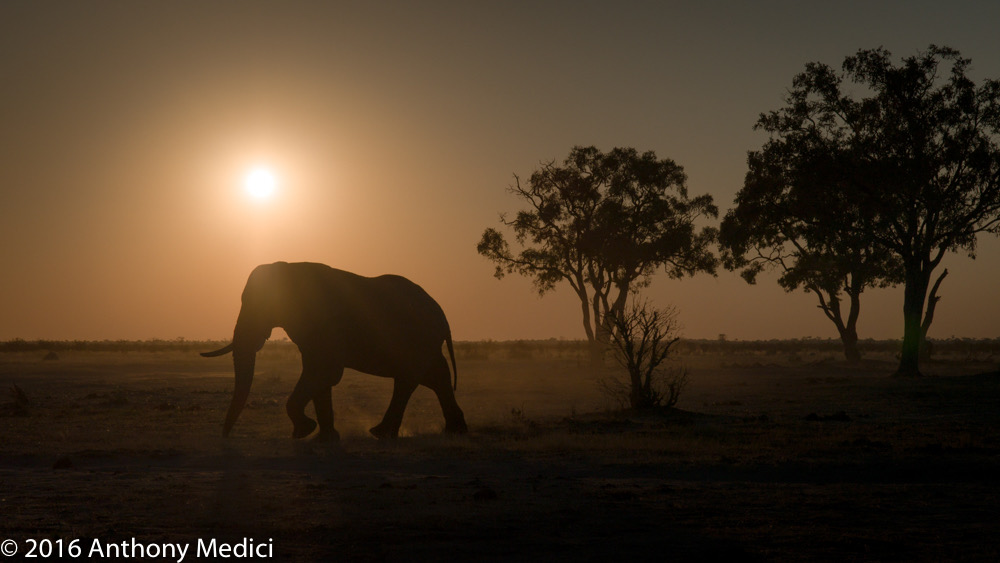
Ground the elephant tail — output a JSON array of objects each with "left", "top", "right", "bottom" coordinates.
[{"left": 446, "top": 332, "right": 458, "bottom": 391}]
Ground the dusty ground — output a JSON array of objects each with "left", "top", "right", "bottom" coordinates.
[{"left": 1, "top": 342, "right": 999, "bottom": 561}]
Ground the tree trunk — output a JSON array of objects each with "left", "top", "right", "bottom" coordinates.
[
  {"left": 896, "top": 268, "right": 930, "bottom": 377},
  {"left": 587, "top": 339, "right": 604, "bottom": 367},
  {"left": 629, "top": 383, "right": 644, "bottom": 410},
  {"left": 841, "top": 289, "right": 862, "bottom": 364},
  {"left": 919, "top": 269, "right": 947, "bottom": 362},
  {"left": 571, "top": 285, "right": 603, "bottom": 366},
  {"left": 575, "top": 288, "right": 596, "bottom": 344},
  {"left": 840, "top": 326, "right": 861, "bottom": 364},
  {"left": 592, "top": 293, "right": 609, "bottom": 346},
  {"left": 629, "top": 372, "right": 654, "bottom": 410},
  {"left": 812, "top": 285, "right": 862, "bottom": 364}
]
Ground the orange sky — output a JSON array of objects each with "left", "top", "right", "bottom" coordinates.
[{"left": 1, "top": 2, "right": 998, "bottom": 342}]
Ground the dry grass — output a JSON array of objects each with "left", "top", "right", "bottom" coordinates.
[{"left": 1, "top": 342, "right": 999, "bottom": 561}]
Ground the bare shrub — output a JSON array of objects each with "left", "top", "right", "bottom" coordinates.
[
  {"left": 2, "top": 384, "right": 31, "bottom": 417},
  {"left": 10, "top": 384, "right": 29, "bottom": 406},
  {"left": 598, "top": 365, "right": 688, "bottom": 411},
  {"left": 601, "top": 300, "right": 688, "bottom": 410}
]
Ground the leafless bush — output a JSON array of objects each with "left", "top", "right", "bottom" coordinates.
[
  {"left": 600, "top": 300, "right": 687, "bottom": 410},
  {"left": 2, "top": 384, "right": 30, "bottom": 417},
  {"left": 598, "top": 365, "right": 688, "bottom": 410}
]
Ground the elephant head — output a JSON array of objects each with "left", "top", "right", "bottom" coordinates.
[{"left": 202, "top": 263, "right": 290, "bottom": 436}]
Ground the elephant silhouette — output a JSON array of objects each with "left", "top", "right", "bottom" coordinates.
[{"left": 203, "top": 262, "right": 468, "bottom": 441}]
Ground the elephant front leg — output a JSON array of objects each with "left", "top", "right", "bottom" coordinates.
[
  {"left": 288, "top": 354, "right": 344, "bottom": 439},
  {"left": 370, "top": 377, "right": 418, "bottom": 440},
  {"left": 286, "top": 376, "right": 318, "bottom": 439},
  {"left": 310, "top": 387, "right": 339, "bottom": 442}
]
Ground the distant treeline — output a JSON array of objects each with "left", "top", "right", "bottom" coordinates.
[
  {"left": 0, "top": 338, "right": 227, "bottom": 353},
  {"left": 1, "top": 337, "right": 997, "bottom": 360},
  {"left": 679, "top": 338, "right": 1000, "bottom": 358},
  {"left": 457, "top": 338, "right": 1000, "bottom": 361}
]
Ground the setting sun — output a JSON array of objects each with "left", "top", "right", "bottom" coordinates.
[{"left": 244, "top": 167, "right": 278, "bottom": 201}]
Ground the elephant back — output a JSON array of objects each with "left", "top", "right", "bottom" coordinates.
[
  {"left": 322, "top": 269, "right": 451, "bottom": 375},
  {"left": 352, "top": 274, "right": 450, "bottom": 342}
]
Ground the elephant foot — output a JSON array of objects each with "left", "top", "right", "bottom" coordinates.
[
  {"left": 369, "top": 423, "right": 398, "bottom": 441},
  {"left": 292, "top": 417, "right": 318, "bottom": 439},
  {"left": 445, "top": 419, "right": 469, "bottom": 434},
  {"left": 312, "top": 429, "right": 340, "bottom": 443}
]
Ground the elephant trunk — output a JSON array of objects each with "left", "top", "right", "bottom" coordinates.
[{"left": 222, "top": 350, "right": 256, "bottom": 437}]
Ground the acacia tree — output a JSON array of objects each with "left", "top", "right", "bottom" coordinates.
[
  {"left": 720, "top": 121, "right": 902, "bottom": 363},
  {"left": 756, "top": 45, "right": 1000, "bottom": 376},
  {"left": 477, "top": 146, "right": 717, "bottom": 352}
]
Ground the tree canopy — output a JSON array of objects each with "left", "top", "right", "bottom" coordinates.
[
  {"left": 720, "top": 95, "right": 903, "bottom": 363},
  {"left": 477, "top": 146, "right": 717, "bottom": 346},
  {"left": 741, "top": 45, "right": 1000, "bottom": 375}
]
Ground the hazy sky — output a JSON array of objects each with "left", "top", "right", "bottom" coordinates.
[{"left": 1, "top": 1, "right": 998, "bottom": 342}]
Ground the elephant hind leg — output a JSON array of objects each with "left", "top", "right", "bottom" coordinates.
[
  {"left": 370, "top": 376, "right": 419, "bottom": 440},
  {"left": 421, "top": 355, "right": 468, "bottom": 434}
]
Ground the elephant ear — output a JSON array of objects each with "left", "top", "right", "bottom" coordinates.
[{"left": 269, "top": 263, "right": 335, "bottom": 333}]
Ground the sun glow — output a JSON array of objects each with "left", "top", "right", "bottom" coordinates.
[{"left": 244, "top": 166, "right": 278, "bottom": 201}]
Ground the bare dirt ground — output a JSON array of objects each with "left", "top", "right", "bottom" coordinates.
[{"left": 2, "top": 341, "right": 999, "bottom": 561}]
